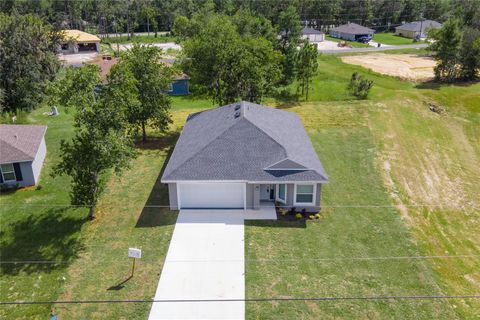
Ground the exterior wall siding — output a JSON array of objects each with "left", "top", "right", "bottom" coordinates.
[
  {"left": 18, "top": 162, "right": 35, "bottom": 187},
  {"left": 330, "top": 31, "right": 373, "bottom": 41},
  {"left": 395, "top": 29, "right": 417, "bottom": 39},
  {"left": 165, "top": 182, "right": 323, "bottom": 212},
  {"left": 246, "top": 183, "right": 255, "bottom": 209},
  {"left": 168, "top": 183, "right": 178, "bottom": 210},
  {"left": 284, "top": 183, "right": 322, "bottom": 213},
  {"left": 303, "top": 34, "right": 325, "bottom": 43},
  {"left": 31, "top": 136, "right": 47, "bottom": 184},
  {"left": 169, "top": 79, "right": 189, "bottom": 96}
]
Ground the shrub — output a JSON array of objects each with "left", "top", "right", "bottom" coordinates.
[
  {"left": 348, "top": 72, "right": 374, "bottom": 99},
  {"left": 315, "top": 213, "right": 321, "bottom": 219},
  {"left": 295, "top": 213, "right": 303, "bottom": 219},
  {"left": 309, "top": 215, "right": 315, "bottom": 219}
]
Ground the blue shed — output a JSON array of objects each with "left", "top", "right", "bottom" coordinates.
[{"left": 168, "top": 75, "right": 189, "bottom": 96}]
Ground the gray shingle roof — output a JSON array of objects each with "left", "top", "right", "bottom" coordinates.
[
  {"left": 0, "top": 125, "right": 47, "bottom": 163},
  {"left": 331, "top": 23, "right": 375, "bottom": 35},
  {"left": 395, "top": 20, "right": 442, "bottom": 32},
  {"left": 303, "top": 27, "right": 324, "bottom": 35},
  {"left": 162, "top": 102, "right": 328, "bottom": 182}
]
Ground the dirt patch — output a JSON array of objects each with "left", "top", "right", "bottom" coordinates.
[{"left": 341, "top": 54, "right": 436, "bottom": 80}]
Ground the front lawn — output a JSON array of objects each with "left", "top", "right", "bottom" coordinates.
[
  {"left": 0, "top": 104, "right": 187, "bottom": 319},
  {"left": 246, "top": 56, "right": 480, "bottom": 319},
  {"left": 373, "top": 32, "right": 425, "bottom": 45},
  {"left": 245, "top": 103, "right": 456, "bottom": 319}
]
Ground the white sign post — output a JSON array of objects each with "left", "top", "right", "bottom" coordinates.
[{"left": 128, "top": 248, "right": 142, "bottom": 277}]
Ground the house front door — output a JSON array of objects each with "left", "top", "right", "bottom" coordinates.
[{"left": 260, "top": 184, "right": 274, "bottom": 201}]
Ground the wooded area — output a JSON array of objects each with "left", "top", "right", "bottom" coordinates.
[{"left": 1, "top": 0, "right": 477, "bottom": 35}]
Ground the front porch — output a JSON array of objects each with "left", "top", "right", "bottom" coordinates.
[{"left": 244, "top": 201, "right": 277, "bottom": 220}]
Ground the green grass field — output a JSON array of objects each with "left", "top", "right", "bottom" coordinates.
[
  {"left": 1, "top": 54, "right": 479, "bottom": 319},
  {"left": 373, "top": 32, "right": 425, "bottom": 45}
]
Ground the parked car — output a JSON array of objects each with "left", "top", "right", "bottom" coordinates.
[{"left": 357, "top": 35, "right": 372, "bottom": 43}]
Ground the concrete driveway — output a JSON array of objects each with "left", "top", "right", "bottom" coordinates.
[{"left": 148, "top": 210, "right": 245, "bottom": 319}]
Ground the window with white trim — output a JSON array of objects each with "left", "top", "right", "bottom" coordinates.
[
  {"left": 1, "top": 163, "right": 16, "bottom": 182},
  {"left": 295, "top": 184, "right": 315, "bottom": 204},
  {"left": 276, "top": 184, "right": 286, "bottom": 203}
]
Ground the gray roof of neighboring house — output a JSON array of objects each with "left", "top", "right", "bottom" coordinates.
[
  {"left": 331, "top": 23, "right": 375, "bottom": 35},
  {"left": 162, "top": 102, "right": 328, "bottom": 182},
  {"left": 395, "top": 20, "right": 442, "bottom": 32},
  {"left": 303, "top": 27, "right": 324, "bottom": 35},
  {"left": 0, "top": 125, "right": 47, "bottom": 164}
]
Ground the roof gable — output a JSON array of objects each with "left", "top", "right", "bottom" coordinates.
[
  {"left": 331, "top": 23, "right": 375, "bottom": 34},
  {"left": 0, "top": 125, "right": 47, "bottom": 163},
  {"left": 303, "top": 27, "right": 324, "bottom": 35},
  {"left": 266, "top": 158, "right": 307, "bottom": 170},
  {"left": 396, "top": 20, "right": 442, "bottom": 32}
]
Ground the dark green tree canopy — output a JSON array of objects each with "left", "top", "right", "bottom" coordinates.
[
  {"left": 0, "top": 12, "right": 61, "bottom": 112},
  {"left": 111, "top": 44, "right": 173, "bottom": 141},
  {"left": 181, "top": 13, "right": 281, "bottom": 105},
  {"left": 53, "top": 65, "right": 137, "bottom": 219}
]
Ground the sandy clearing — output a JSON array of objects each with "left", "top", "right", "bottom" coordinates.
[
  {"left": 59, "top": 52, "right": 98, "bottom": 66},
  {"left": 341, "top": 54, "right": 436, "bottom": 80},
  {"left": 118, "top": 42, "right": 181, "bottom": 51}
]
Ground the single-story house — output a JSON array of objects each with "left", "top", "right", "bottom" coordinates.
[
  {"left": 60, "top": 29, "right": 101, "bottom": 54},
  {"left": 161, "top": 101, "right": 328, "bottom": 212},
  {"left": 302, "top": 27, "right": 325, "bottom": 46},
  {"left": 330, "top": 23, "right": 375, "bottom": 41},
  {"left": 395, "top": 20, "right": 442, "bottom": 39},
  {"left": 0, "top": 125, "right": 47, "bottom": 187}
]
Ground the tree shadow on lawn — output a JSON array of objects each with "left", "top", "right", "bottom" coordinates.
[
  {"left": 135, "top": 131, "right": 179, "bottom": 228},
  {"left": 134, "top": 131, "right": 180, "bottom": 150},
  {"left": 0, "top": 207, "right": 86, "bottom": 275},
  {"left": 415, "top": 79, "right": 479, "bottom": 90}
]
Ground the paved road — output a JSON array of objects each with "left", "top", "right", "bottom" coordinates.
[
  {"left": 148, "top": 210, "right": 245, "bottom": 320},
  {"left": 320, "top": 43, "right": 428, "bottom": 54}
]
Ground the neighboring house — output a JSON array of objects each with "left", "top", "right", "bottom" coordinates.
[
  {"left": 302, "top": 27, "right": 325, "bottom": 46},
  {"left": 0, "top": 125, "right": 47, "bottom": 187},
  {"left": 161, "top": 101, "right": 328, "bottom": 212},
  {"left": 395, "top": 20, "right": 442, "bottom": 39},
  {"left": 330, "top": 23, "right": 375, "bottom": 41},
  {"left": 168, "top": 74, "right": 190, "bottom": 96},
  {"left": 161, "top": 59, "right": 190, "bottom": 96},
  {"left": 60, "top": 29, "right": 101, "bottom": 53}
]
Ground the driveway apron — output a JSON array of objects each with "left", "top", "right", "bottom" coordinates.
[{"left": 148, "top": 210, "right": 245, "bottom": 319}]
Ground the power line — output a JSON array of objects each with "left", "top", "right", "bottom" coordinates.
[
  {"left": 0, "top": 203, "right": 477, "bottom": 208},
  {"left": 2, "top": 295, "right": 480, "bottom": 306},
  {"left": 2, "top": 254, "right": 479, "bottom": 265}
]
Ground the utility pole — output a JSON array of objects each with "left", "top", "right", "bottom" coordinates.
[{"left": 419, "top": 12, "right": 424, "bottom": 40}]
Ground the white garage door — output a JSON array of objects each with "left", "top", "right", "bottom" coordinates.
[{"left": 178, "top": 183, "right": 245, "bottom": 209}]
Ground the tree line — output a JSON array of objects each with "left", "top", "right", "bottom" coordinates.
[{"left": 0, "top": 0, "right": 465, "bottom": 36}]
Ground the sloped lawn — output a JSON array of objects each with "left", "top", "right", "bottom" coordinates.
[{"left": 245, "top": 103, "right": 457, "bottom": 319}]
